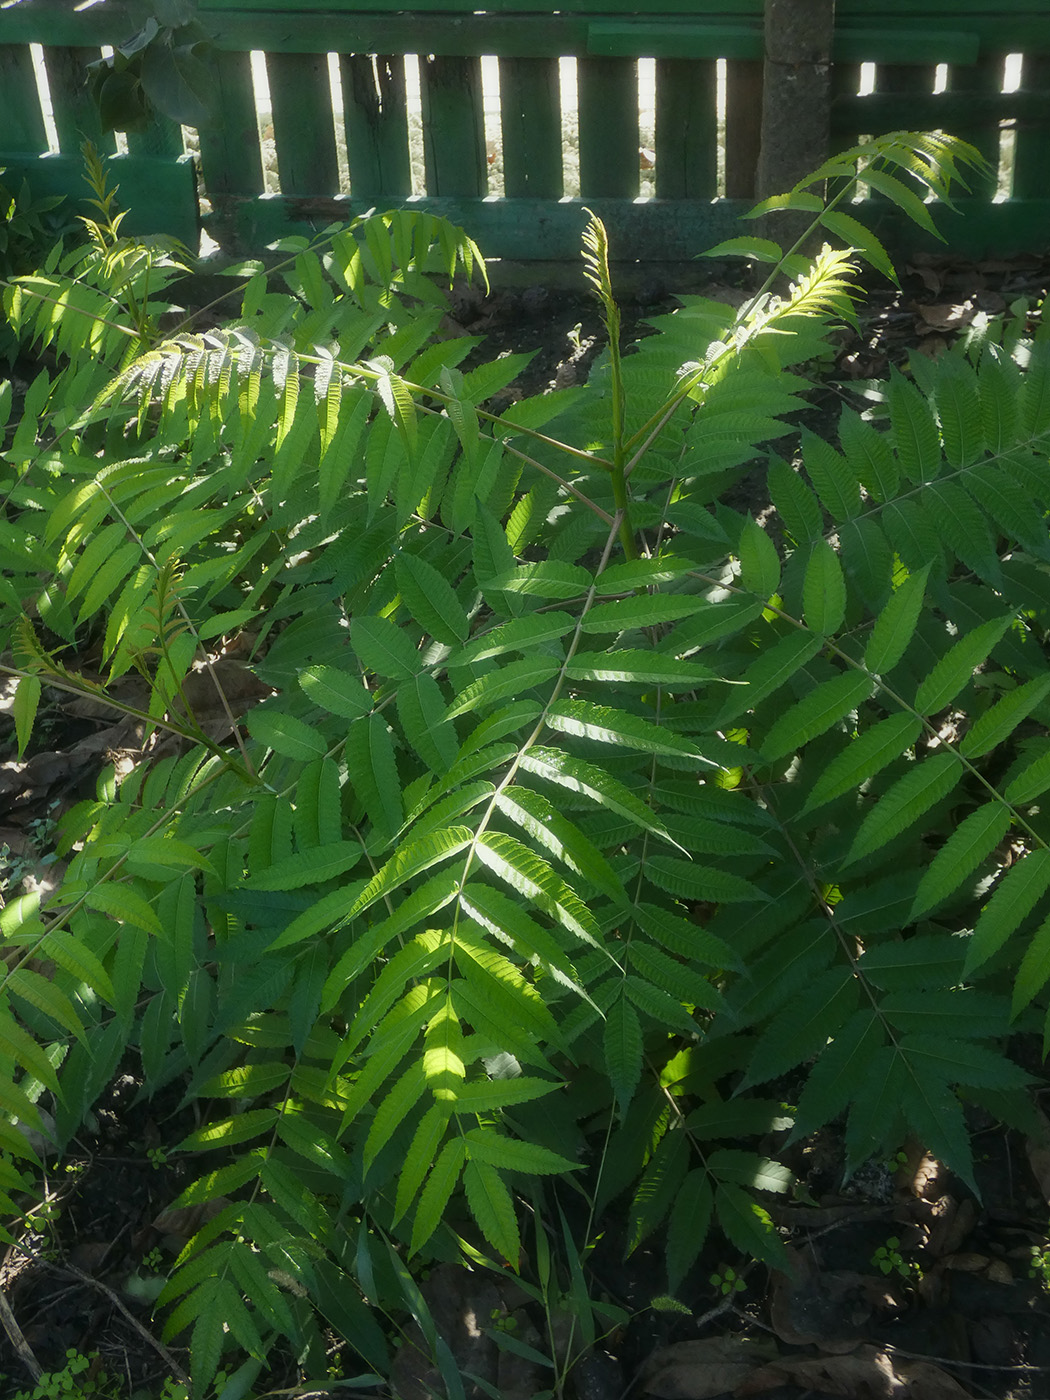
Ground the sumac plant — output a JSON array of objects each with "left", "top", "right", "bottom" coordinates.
[{"left": 1, "top": 131, "right": 1048, "bottom": 1393}]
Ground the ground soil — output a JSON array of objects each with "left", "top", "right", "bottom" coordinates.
[{"left": 2, "top": 249, "right": 1050, "bottom": 1400}]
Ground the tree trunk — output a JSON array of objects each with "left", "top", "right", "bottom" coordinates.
[{"left": 756, "top": 0, "right": 835, "bottom": 249}]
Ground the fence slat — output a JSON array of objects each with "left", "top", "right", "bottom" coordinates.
[
  {"left": 723, "top": 59, "right": 762, "bottom": 200},
  {"left": 1012, "top": 54, "right": 1050, "bottom": 201},
  {"left": 340, "top": 54, "right": 412, "bottom": 200},
  {"left": 578, "top": 56, "right": 638, "bottom": 199},
  {"left": 655, "top": 58, "right": 717, "bottom": 199},
  {"left": 42, "top": 46, "right": 114, "bottom": 155},
  {"left": 419, "top": 55, "right": 487, "bottom": 198},
  {"left": 267, "top": 51, "right": 339, "bottom": 196},
  {"left": 946, "top": 52, "right": 1008, "bottom": 199},
  {"left": 500, "top": 57, "right": 562, "bottom": 198},
  {"left": 0, "top": 45, "right": 49, "bottom": 153},
  {"left": 196, "top": 49, "right": 263, "bottom": 196}
]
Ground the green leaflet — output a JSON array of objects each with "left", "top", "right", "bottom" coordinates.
[
  {"left": 899, "top": 1034, "right": 1031, "bottom": 1091},
  {"left": 737, "top": 516, "right": 780, "bottom": 599},
  {"left": 464, "top": 1158, "right": 520, "bottom": 1263},
  {"left": 411, "top": 1137, "right": 467, "bottom": 1255},
  {"left": 645, "top": 854, "right": 765, "bottom": 904},
  {"left": 580, "top": 592, "right": 703, "bottom": 633},
  {"left": 474, "top": 831, "right": 601, "bottom": 945},
  {"left": 465, "top": 1127, "right": 577, "bottom": 1176},
  {"left": 714, "top": 1182, "right": 787, "bottom": 1270},
  {"left": 768, "top": 457, "right": 823, "bottom": 544},
  {"left": 246, "top": 708, "right": 329, "bottom": 761},
  {"left": 632, "top": 901, "right": 740, "bottom": 971},
  {"left": 298, "top": 664, "right": 372, "bottom": 720},
  {"left": 494, "top": 785, "right": 625, "bottom": 901},
  {"left": 802, "top": 539, "right": 846, "bottom": 635},
  {"left": 922, "top": 480, "right": 1001, "bottom": 583},
  {"left": 351, "top": 614, "right": 422, "bottom": 680},
  {"left": 393, "top": 1104, "right": 451, "bottom": 1225},
  {"left": 963, "top": 848, "right": 1050, "bottom": 977},
  {"left": 545, "top": 698, "right": 705, "bottom": 761},
  {"left": 742, "top": 967, "right": 859, "bottom": 1089},
  {"left": 519, "top": 746, "right": 672, "bottom": 840},
  {"left": 789, "top": 1010, "right": 883, "bottom": 1143},
  {"left": 759, "top": 671, "right": 874, "bottom": 763},
  {"left": 6, "top": 968, "right": 84, "bottom": 1043},
  {"left": 398, "top": 672, "right": 459, "bottom": 775},
  {"left": 563, "top": 649, "right": 716, "bottom": 688},
  {"left": 802, "top": 712, "right": 921, "bottom": 814},
  {"left": 961, "top": 676, "right": 1050, "bottom": 759},
  {"left": 245, "top": 841, "right": 363, "bottom": 891},
  {"left": 395, "top": 551, "right": 470, "bottom": 645},
  {"left": 717, "top": 631, "right": 824, "bottom": 726},
  {"left": 348, "top": 828, "right": 473, "bottom": 921},
  {"left": 344, "top": 713, "right": 403, "bottom": 838},
  {"left": 803, "top": 429, "right": 860, "bottom": 521},
  {"left": 887, "top": 365, "right": 941, "bottom": 482},
  {"left": 864, "top": 564, "right": 930, "bottom": 674},
  {"left": 446, "top": 655, "right": 561, "bottom": 719},
  {"left": 1012, "top": 914, "right": 1050, "bottom": 1020},
  {"left": 604, "top": 992, "right": 643, "bottom": 1115},
  {"left": 844, "top": 750, "right": 963, "bottom": 866},
  {"left": 458, "top": 882, "right": 591, "bottom": 995},
  {"left": 857, "top": 934, "right": 964, "bottom": 991},
  {"left": 910, "top": 804, "right": 1013, "bottom": 920},
  {"left": 1005, "top": 744, "right": 1050, "bottom": 806},
  {"left": 451, "top": 612, "right": 575, "bottom": 665}
]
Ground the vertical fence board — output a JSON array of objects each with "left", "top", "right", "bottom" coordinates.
[
  {"left": 0, "top": 45, "right": 49, "bottom": 152},
  {"left": 197, "top": 49, "right": 263, "bottom": 196},
  {"left": 946, "top": 51, "right": 1004, "bottom": 197},
  {"left": 419, "top": 55, "right": 486, "bottom": 197},
  {"left": 42, "top": 46, "right": 113, "bottom": 155},
  {"left": 723, "top": 59, "right": 762, "bottom": 199},
  {"left": 654, "top": 58, "right": 717, "bottom": 200},
  {"left": 500, "top": 56, "right": 562, "bottom": 198},
  {"left": 267, "top": 51, "right": 339, "bottom": 196},
  {"left": 830, "top": 61, "right": 865, "bottom": 150},
  {"left": 341, "top": 54, "right": 412, "bottom": 199},
  {"left": 578, "top": 56, "right": 638, "bottom": 199},
  {"left": 1012, "top": 54, "right": 1050, "bottom": 201}
]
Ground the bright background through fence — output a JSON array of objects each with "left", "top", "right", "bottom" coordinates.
[{"left": 1, "top": 1, "right": 1049, "bottom": 266}]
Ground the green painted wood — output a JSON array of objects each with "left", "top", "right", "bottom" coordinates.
[
  {"left": 945, "top": 51, "right": 1011, "bottom": 198},
  {"left": 340, "top": 54, "right": 412, "bottom": 200},
  {"left": 578, "top": 56, "right": 639, "bottom": 199},
  {"left": 41, "top": 45, "right": 115, "bottom": 155},
  {"left": 0, "top": 152, "right": 198, "bottom": 245},
  {"left": 196, "top": 48, "right": 263, "bottom": 196},
  {"left": 654, "top": 59, "right": 718, "bottom": 199},
  {"left": 195, "top": 0, "right": 1050, "bottom": 14},
  {"left": 419, "top": 55, "right": 486, "bottom": 198},
  {"left": 207, "top": 191, "right": 1050, "bottom": 264},
  {"left": 588, "top": 21, "right": 760, "bottom": 59},
  {"left": 266, "top": 51, "right": 339, "bottom": 197},
  {"left": 723, "top": 59, "right": 762, "bottom": 200},
  {"left": 7, "top": 4, "right": 1050, "bottom": 54},
  {"left": 499, "top": 57, "right": 563, "bottom": 199},
  {"left": 830, "top": 62, "right": 866, "bottom": 152},
  {"left": 0, "top": 44, "right": 49, "bottom": 153},
  {"left": 1012, "top": 54, "right": 1050, "bottom": 200}
]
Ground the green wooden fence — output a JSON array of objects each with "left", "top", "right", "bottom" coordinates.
[{"left": 1, "top": 0, "right": 1048, "bottom": 266}]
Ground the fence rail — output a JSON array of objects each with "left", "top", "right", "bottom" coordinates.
[{"left": 1, "top": 2, "right": 1048, "bottom": 267}]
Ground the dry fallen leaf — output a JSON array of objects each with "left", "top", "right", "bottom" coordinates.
[
  {"left": 638, "top": 1336, "right": 775, "bottom": 1399},
  {"left": 915, "top": 301, "right": 975, "bottom": 334}
]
